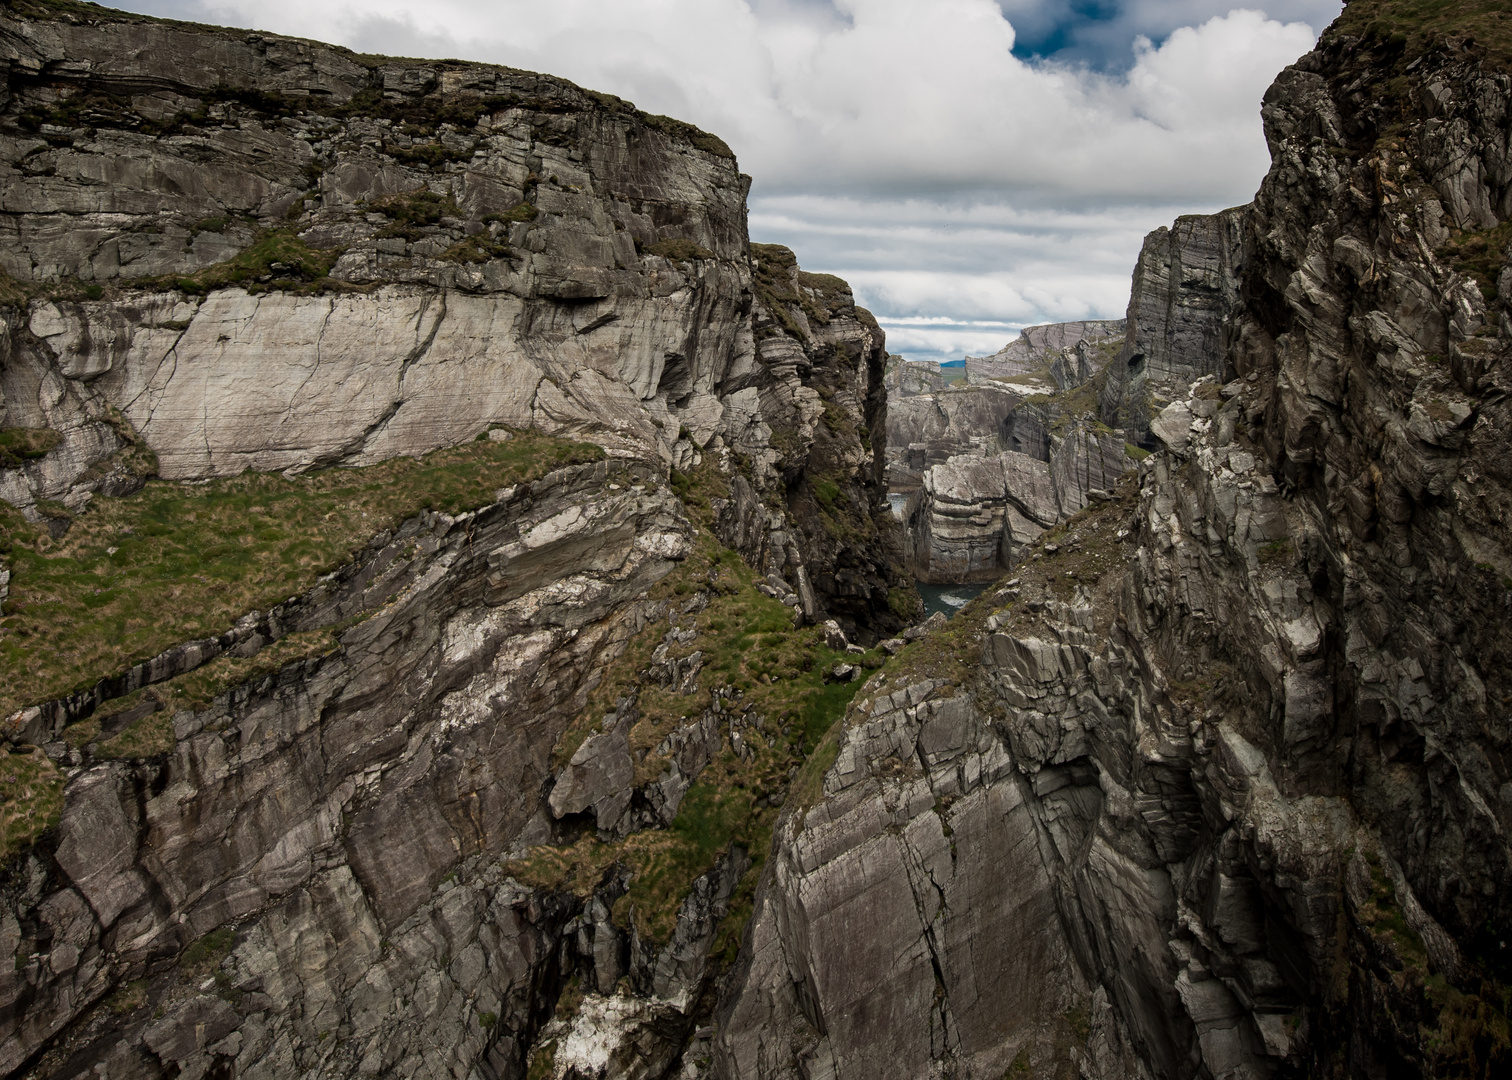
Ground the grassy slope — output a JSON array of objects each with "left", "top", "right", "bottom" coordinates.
[
  {"left": 505, "top": 462, "right": 877, "bottom": 949},
  {"left": 1329, "top": 1, "right": 1512, "bottom": 72},
  {"left": 0, "top": 431, "right": 603, "bottom": 721}
]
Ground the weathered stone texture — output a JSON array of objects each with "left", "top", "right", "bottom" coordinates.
[
  {"left": 964, "top": 319, "right": 1125, "bottom": 381},
  {"left": 719, "top": 20, "right": 1512, "bottom": 1080}
]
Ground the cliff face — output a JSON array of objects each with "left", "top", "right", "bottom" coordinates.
[
  {"left": 0, "top": 4, "right": 911, "bottom": 1078},
  {"left": 964, "top": 319, "right": 1126, "bottom": 382},
  {"left": 1099, "top": 209, "right": 1244, "bottom": 436},
  {"left": 717, "top": 7, "right": 1512, "bottom": 1080},
  {"left": 7, "top": 4, "right": 1512, "bottom": 1080},
  {"left": 892, "top": 323, "right": 1130, "bottom": 583},
  {"left": 0, "top": 2, "right": 908, "bottom": 638}
]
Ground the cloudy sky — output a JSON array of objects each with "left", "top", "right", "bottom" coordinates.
[{"left": 119, "top": 0, "right": 1342, "bottom": 362}]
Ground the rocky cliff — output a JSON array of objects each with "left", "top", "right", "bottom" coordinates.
[
  {"left": 1098, "top": 209, "right": 1244, "bottom": 436},
  {"left": 891, "top": 322, "right": 1131, "bottom": 583},
  {"left": 717, "top": 4, "right": 1512, "bottom": 1079},
  {"left": 883, "top": 356, "right": 945, "bottom": 397},
  {"left": 7, "top": 3, "right": 1512, "bottom": 1080},
  {"left": 965, "top": 319, "right": 1126, "bottom": 382},
  {"left": 0, "top": 2, "right": 913, "bottom": 1077},
  {"left": 892, "top": 206, "right": 1252, "bottom": 585}
]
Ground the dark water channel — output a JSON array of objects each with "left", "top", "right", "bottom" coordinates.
[
  {"left": 890, "top": 491, "right": 989, "bottom": 619},
  {"left": 915, "top": 581, "right": 989, "bottom": 620}
]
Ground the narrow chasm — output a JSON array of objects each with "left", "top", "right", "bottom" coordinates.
[{"left": 3, "top": 2, "right": 1512, "bottom": 1080}]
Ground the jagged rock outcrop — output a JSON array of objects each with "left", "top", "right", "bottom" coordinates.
[
  {"left": 964, "top": 319, "right": 1125, "bottom": 381},
  {"left": 1099, "top": 208, "right": 1245, "bottom": 435},
  {"left": 883, "top": 355, "right": 945, "bottom": 397},
  {"left": 0, "top": 3, "right": 912, "bottom": 1077},
  {"left": 895, "top": 212, "right": 1249, "bottom": 585},
  {"left": 882, "top": 383, "right": 1022, "bottom": 494},
  {"left": 901, "top": 425, "right": 1126, "bottom": 582},
  {"left": 0, "top": 1, "right": 908, "bottom": 641},
  {"left": 710, "top": 244, "right": 909, "bottom": 642},
  {"left": 717, "top": 7, "right": 1512, "bottom": 1079},
  {"left": 891, "top": 320, "right": 1130, "bottom": 582}
]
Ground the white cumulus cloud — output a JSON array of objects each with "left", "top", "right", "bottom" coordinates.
[{"left": 116, "top": 0, "right": 1335, "bottom": 361}]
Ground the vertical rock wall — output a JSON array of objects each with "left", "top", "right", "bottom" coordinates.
[{"left": 717, "top": 9, "right": 1512, "bottom": 1080}]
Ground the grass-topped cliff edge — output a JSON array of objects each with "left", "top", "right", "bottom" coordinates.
[{"left": 0, "top": 430, "right": 603, "bottom": 725}]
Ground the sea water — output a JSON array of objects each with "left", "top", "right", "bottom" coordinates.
[{"left": 915, "top": 580, "right": 989, "bottom": 620}]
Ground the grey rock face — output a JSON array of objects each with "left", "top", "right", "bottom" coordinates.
[
  {"left": 1100, "top": 207, "right": 1245, "bottom": 435},
  {"left": 0, "top": 3, "right": 908, "bottom": 641},
  {"left": 901, "top": 426, "right": 1126, "bottom": 582},
  {"left": 883, "top": 355, "right": 946, "bottom": 396},
  {"left": 0, "top": 5, "right": 911, "bottom": 1075},
  {"left": 719, "top": 23, "right": 1512, "bottom": 1080},
  {"left": 0, "top": 458, "right": 700, "bottom": 1077},
  {"left": 884, "top": 383, "right": 1022, "bottom": 494},
  {"left": 965, "top": 319, "right": 1126, "bottom": 381}
]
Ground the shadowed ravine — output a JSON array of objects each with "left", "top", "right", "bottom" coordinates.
[{"left": 1, "top": 2, "right": 1511, "bottom": 1079}]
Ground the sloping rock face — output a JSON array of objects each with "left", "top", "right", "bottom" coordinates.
[
  {"left": 965, "top": 319, "right": 1125, "bottom": 381},
  {"left": 717, "top": 12, "right": 1512, "bottom": 1080},
  {"left": 2, "top": 459, "right": 705, "bottom": 1079},
  {"left": 0, "top": 2, "right": 907, "bottom": 641},
  {"left": 0, "top": 4, "right": 913, "bottom": 1078}
]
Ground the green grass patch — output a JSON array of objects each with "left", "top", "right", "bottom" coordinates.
[
  {"left": 179, "top": 926, "right": 236, "bottom": 977},
  {"left": 0, "top": 746, "right": 64, "bottom": 862},
  {"left": 1258, "top": 539, "right": 1292, "bottom": 565},
  {"left": 0, "top": 428, "right": 61, "bottom": 469},
  {"left": 642, "top": 238, "right": 714, "bottom": 262},
  {"left": 441, "top": 235, "right": 512, "bottom": 264},
  {"left": 1329, "top": 2, "right": 1512, "bottom": 77},
  {"left": 94, "top": 707, "right": 174, "bottom": 761},
  {"left": 139, "top": 228, "right": 344, "bottom": 295},
  {"left": 383, "top": 140, "right": 474, "bottom": 168},
  {"left": 482, "top": 203, "right": 539, "bottom": 226},
  {"left": 0, "top": 431, "right": 603, "bottom": 720}
]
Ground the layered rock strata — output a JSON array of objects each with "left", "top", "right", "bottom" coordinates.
[
  {"left": 1099, "top": 207, "right": 1245, "bottom": 435},
  {"left": 901, "top": 426, "right": 1126, "bottom": 582},
  {"left": 883, "top": 383, "right": 1023, "bottom": 494},
  {"left": 883, "top": 355, "right": 945, "bottom": 397},
  {"left": 964, "top": 319, "right": 1125, "bottom": 381},
  {"left": 0, "top": 1, "right": 907, "bottom": 641},
  {"left": 0, "top": 3, "right": 911, "bottom": 1077},
  {"left": 895, "top": 207, "right": 1248, "bottom": 584},
  {"left": 718, "top": 8, "right": 1512, "bottom": 1079}
]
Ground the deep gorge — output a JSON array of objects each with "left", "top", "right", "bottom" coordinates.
[{"left": 1, "top": 2, "right": 1510, "bottom": 1078}]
